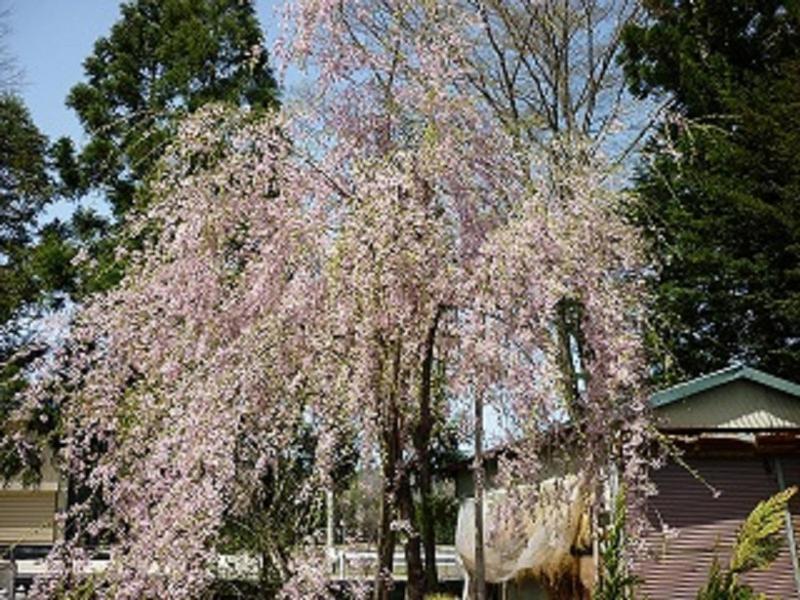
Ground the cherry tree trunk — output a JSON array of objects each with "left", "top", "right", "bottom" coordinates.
[
  {"left": 414, "top": 311, "right": 442, "bottom": 592},
  {"left": 376, "top": 342, "right": 402, "bottom": 600},
  {"left": 417, "top": 449, "right": 437, "bottom": 591},
  {"left": 375, "top": 446, "right": 397, "bottom": 600},
  {"left": 398, "top": 473, "right": 425, "bottom": 600}
]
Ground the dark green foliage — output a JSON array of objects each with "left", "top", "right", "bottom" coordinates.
[
  {"left": 0, "top": 99, "right": 92, "bottom": 480},
  {"left": 64, "top": 0, "right": 279, "bottom": 215},
  {"left": 50, "top": 137, "right": 84, "bottom": 198},
  {"left": 415, "top": 480, "right": 460, "bottom": 545},
  {"left": 621, "top": 1, "right": 800, "bottom": 116},
  {"left": 0, "top": 93, "right": 59, "bottom": 341},
  {"left": 621, "top": 1, "right": 800, "bottom": 382},
  {"left": 0, "top": 95, "right": 49, "bottom": 241},
  {"left": 0, "top": 94, "right": 52, "bottom": 323},
  {"left": 0, "top": 94, "right": 70, "bottom": 485}
]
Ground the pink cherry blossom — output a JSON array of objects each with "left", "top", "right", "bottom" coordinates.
[{"left": 17, "top": 2, "right": 653, "bottom": 597}]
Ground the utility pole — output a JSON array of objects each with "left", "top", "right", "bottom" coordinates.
[
  {"left": 326, "top": 487, "right": 335, "bottom": 562},
  {"left": 473, "top": 389, "right": 487, "bottom": 600}
]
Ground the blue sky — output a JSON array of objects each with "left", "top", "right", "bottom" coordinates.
[{"left": 6, "top": 0, "right": 284, "bottom": 146}]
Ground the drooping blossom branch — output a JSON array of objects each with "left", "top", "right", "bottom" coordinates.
[{"left": 16, "top": 1, "right": 653, "bottom": 598}]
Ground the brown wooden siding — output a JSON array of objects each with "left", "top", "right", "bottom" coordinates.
[
  {"left": 636, "top": 456, "right": 800, "bottom": 599},
  {"left": 0, "top": 491, "right": 57, "bottom": 546}
]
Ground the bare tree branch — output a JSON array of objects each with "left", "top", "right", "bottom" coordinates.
[{"left": 0, "top": 4, "right": 22, "bottom": 93}]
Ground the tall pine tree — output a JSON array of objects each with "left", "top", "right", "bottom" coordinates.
[
  {"left": 63, "top": 0, "right": 278, "bottom": 216},
  {"left": 54, "top": 0, "right": 280, "bottom": 299},
  {"left": 621, "top": 0, "right": 800, "bottom": 381},
  {"left": 0, "top": 95, "right": 61, "bottom": 423}
]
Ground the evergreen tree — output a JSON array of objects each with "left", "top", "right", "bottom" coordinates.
[
  {"left": 0, "top": 95, "right": 52, "bottom": 323},
  {"left": 0, "top": 6, "right": 64, "bottom": 454},
  {"left": 621, "top": 1, "right": 800, "bottom": 381},
  {"left": 0, "top": 94, "right": 71, "bottom": 468},
  {"left": 62, "top": 0, "right": 278, "bottom": 216}
]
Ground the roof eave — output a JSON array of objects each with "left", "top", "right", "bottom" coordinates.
[{"left": 650, "top": 365, "right": 800, "bottom": 409}]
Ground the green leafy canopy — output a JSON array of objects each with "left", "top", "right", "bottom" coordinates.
[{"left": 621, "top": 1, "right": 800, "bottom": 382}]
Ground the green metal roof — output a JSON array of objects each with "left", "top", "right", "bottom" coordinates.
[{"left": 650, "top": 365, "right": 800, "bottom": 409}]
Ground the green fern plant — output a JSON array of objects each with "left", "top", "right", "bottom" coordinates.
[{"left": 696, "top": 486, "right": 797, "bottom": 600}]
